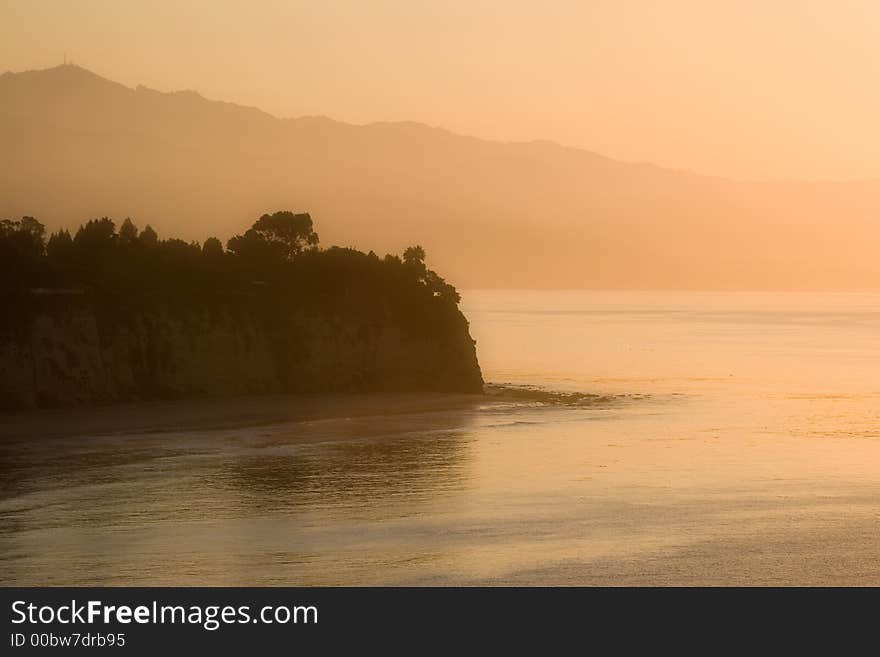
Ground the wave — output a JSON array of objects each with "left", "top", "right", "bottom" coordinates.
[{"left": 482, "top": 383, "right": 646, "bottom": 408}]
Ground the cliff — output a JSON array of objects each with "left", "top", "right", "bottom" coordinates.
[
  {"left": 0, "top": 295, "right": 483, "bottom": 410},
  {"left": 0, "top": 211, "right": 483, "bottom": 410}
]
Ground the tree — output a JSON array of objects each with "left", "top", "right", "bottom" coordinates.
[
  {"left": 139, "top": 225, "right": 158, "bottom": 247},
  {"left": 424, "top": 269, "right": 460, "bottom": 303},
  {"left": 118, "top": 217, "right": 139, "bottom": 246},
  {"left": 226, "top": 229, "right": 281, "bottom": 264},
  {"left": 0, "top": 217, "right": 46, "bottom": 291},
  {"left": 250, "top": 211, "right": 319, "bottom": 260},
  {"left": 46, "top": 229, "right": 74, "bottom": 266},
  {"left": 0, "top": 216, "right": 45, "bottom": 260},
  {"left": 74, "top": 218, "right": 116, "bottom": 253},
  {"left": 401, "top": 245, "right": 459, "bottom": 303},
  {"left": 403, "top": 245, "right": 426, "bottom": 267},
  {"left": 202, "top": 236, "right": 224, "bottom": 258}
]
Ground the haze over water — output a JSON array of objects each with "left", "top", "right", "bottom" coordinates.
[{"left": 3, "top": 290, "right": 880, "bottom": 585}]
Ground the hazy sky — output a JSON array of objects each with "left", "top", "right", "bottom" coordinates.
[{"left": 3, "top": 0, "right": 880, "bottom": 180}]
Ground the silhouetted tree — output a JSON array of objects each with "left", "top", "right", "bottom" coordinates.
[
  {"left": 403, "top": 245, "right": 426, "bottom": 266},
  {"left": 226, "top": 229, "right": 282, "bottom": 265},
  {"left": 73, "top": 218, "right": 116, "bottom": 262},
  {"left": 139, "top": 225, "right": 158, "bottom": 247},
  {"left": 46, "top": 229, "right": 75, "bottom": 277},
  {"left": 202, "top": 236, "right": 224, "bottom": 258},
  {"left": 118, "top": 217, "right": 139, "bottom": 246},
  {"left": 0, "top": 217, "right": 46, "bottom": 292},
  {"left": 3, "top": 211, "right": 464, "bottom": 326},
  {"left": 0, "top": 216, "right": 45, "bottom": 258},
  {"left": 228, "top": 211, "right": 319, "bottom": 263},
  {"left": 46, "top": 229, "right": 74, "bottom": 261}
]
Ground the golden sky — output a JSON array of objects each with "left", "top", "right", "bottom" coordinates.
[{"left": 3, "top": 0, "right": 880, "bottom": 181}]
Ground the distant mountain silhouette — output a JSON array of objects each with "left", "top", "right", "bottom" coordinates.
[{"left": 3, "top": 64, "right": 880, "bottom": 289}]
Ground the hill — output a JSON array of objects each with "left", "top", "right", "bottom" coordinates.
[{"left": 3, "top": 64, "right": 880, "bottom": 289}]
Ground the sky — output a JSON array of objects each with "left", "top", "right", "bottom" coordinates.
[{"left": 3, "top": 0, "right": 880, "bottom": 181}]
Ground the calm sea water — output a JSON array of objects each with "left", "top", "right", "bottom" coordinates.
[{"left": 3, "top": 290, "right": 880, "bottom": 585}]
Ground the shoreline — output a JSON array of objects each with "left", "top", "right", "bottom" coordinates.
[{"left": 0, "top": 391, "right": 487, "bottom": 442}]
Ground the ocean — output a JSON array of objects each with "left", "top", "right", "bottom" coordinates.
[{"left": 3, "top": 290, "right": 880, "bottom": 584}]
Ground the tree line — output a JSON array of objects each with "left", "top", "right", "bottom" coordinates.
[{"left": 0, "top": 212, "right": 463, "bottom": 332}]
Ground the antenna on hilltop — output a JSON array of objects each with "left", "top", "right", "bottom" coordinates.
[{"left": 63, "top": 53, "right": 67, "bottom": 66}]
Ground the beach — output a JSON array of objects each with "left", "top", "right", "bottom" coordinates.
[{"left": 0, "top": 391, "right": 485, "bottom": 443}]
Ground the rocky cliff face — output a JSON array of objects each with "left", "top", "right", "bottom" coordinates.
[{"left": 0, "top": 299, "right": 483, "bottom": 410}]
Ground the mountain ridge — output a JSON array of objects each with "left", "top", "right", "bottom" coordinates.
[
  {"left": 3, "top": 64, "right": 880, "bottom": 290},
  {"left": 1, "top": 65, "right": 699, "bottom": 178},
  {"left": 5, "top": 65, "right": 877, "bottom": 185}
]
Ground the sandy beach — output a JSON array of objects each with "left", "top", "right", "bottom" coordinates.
[{"left": 0, "top": 391, "right": 486, "bottom": 443}]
